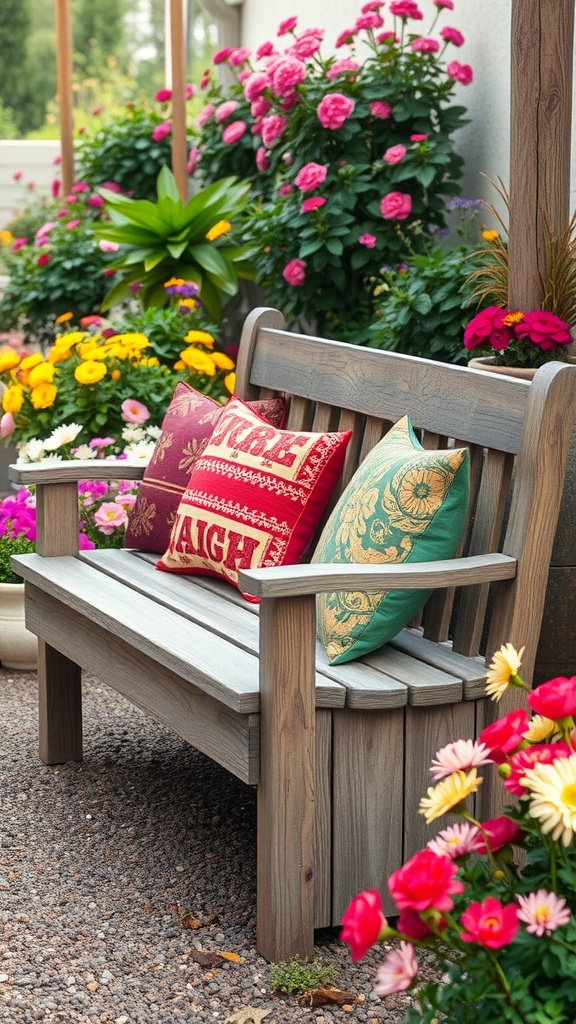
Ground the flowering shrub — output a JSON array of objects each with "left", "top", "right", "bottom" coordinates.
[
  {"left": 0, "top": 307, "right": 235, "bottom": 448},
  {"left": 342, "top": 645, "right": 576, "bottom": 1023},
  {"left": 464, "top": 306, "right": 574, "bottom": 368},
  {"left": 189, "top": 1, "right": 472, "bottom": 337}
]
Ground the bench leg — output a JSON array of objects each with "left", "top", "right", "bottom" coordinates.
[
  {"left": 257, "top": 595, "right": 316, "bottom": 962},
  {"left": 38, "top": 640, "right": 83, "bottom": 764}
]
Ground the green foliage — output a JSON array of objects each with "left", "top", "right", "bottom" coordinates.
[
  {"left": 0, "top": 0, "right": 32, "bottom": 135},
  {"left": 0, "top": 100, "right": 18, "bottom": 140},
  {"left": 95, "top": 167, "right": 254, "bottom": 322},
  {"left": 0, "top": 534, "right": 35, "bottom": 584},
  {"left": 270, "top": 956, "right": 336, "bottom": 995},
  {"left": 368, "top": 243, "right": 481, "bottom": 363},
  {"left": 113, "top": 303, "right": 220, "bottom": 369}
]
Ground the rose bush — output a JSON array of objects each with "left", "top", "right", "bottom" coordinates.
[{"left": 188, "top": 0, "right": 472, "bottom": 338}]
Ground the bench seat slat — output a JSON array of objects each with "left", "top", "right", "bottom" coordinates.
[
  {"left": 390, "top": 628, "right": 487, "bottom": 698},
  {"left": 362, "top": 645, "right": 462, "bottom": 705}
]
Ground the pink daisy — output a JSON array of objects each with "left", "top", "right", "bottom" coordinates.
[
  {"left": 517, "top": 891, "right": 571, "bottom": 936},
  {"left": 374, "top": 942, "right": 417, "bottom": 995},
  {"left": 430, "top": 739, "right": 494, "bottom": 780},
  {"left": 427, "top": 822, "right": 481, "bottom": 860}
]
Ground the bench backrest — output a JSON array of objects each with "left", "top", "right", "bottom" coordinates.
[{"left": 235, "top": 307, "right": 576, "bottom": 684}]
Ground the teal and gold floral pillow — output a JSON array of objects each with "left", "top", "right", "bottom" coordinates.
[{"left": 312, "top": 416, "right": 470, "bottom": 664}]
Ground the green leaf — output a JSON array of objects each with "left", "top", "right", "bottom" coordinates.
[
  {"left": 143, "top": 249, "right": 168, "bottom": 272},
  {"left": 157, "top": 166, "right": 181, "bottom": 202}
]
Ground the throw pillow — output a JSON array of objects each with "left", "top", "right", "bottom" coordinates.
[
  {"left": 313, "top": 415, "right": 470, "bottom": 664},
  {"left": 124, "top": 383, "right": 287, "bottom": 554},
  {"left": 156, "top": 397, "right": 352, "bottom": 596}
]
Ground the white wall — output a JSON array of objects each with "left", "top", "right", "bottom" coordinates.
[{"left": 0, "top": 141, "right": 61, "bottom": 228}]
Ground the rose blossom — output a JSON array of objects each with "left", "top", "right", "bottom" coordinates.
[
  {"left": 380, "top": 191, "right": 412, "bottom": 220},
  {"left": 388, "top": 849, "right": 464, "bottom": 912},
  {"left": 355, "top": 12, "right": 384, "bottom": 30},
  {"left": 212, "top": 47, "right": 233, "bottom": 64},
  {"left": 222, "top": 121, "right": 247, "bottom": 144},
  {"left": 289, "top": 28, "right": 324, "bottom": 60},
  {"left": 362, "top": 0, "right": 385, "bottom": 10},
  {"left": 473, "top": 816, "right": 521, "bottom": 854},
  {"left": 389, "top": 0, "right": 424, "bottom": 19},
  {"left": 435, "top": 0, "right": 454, "bottom": 7},
  {"left": 370, "top": 100, "right": 392, "bottom": 119},
  {"left": 441, "top": 26, "right": 465, "bottom": 46},
  {"left": 317, "top": 93, "right": 355, "bottom": 129},
  {"left": 11, "top": 237, "right": 26, "bottom": 251},
  {"left": 255, "top": 147, "right": 270, "bottom": 172},
  {"left": 301, "top": 197, "right": 326, "bottom": 212},
  {"left": 478, "top": 707, "right": 529, "bottom": 763},
  {"left": 87, "top": 195, "right": 104, "bottom": 208},
  {"left": 397, "top": 907, "right": 441, "bottom": 939},
  {"left": 269, "top": 57, "right": 306, "bottom": 97},
  {"left": 359, "top": 234, "right": 376, "bottom": 248},
  {"left": 294, "top": 162, "right": 328, "bottom": 192},
  {"left": 216, "top": 100, "right": 239, "bottom": 123},
  {"left": 410, "top": 133, "right": 428, "bottom": 141},
  {"left": 154, "top": 88, "right": 172, "bottom": 101},
  {"left": 229, "top": 47, "right": 251, "bottom": 66},
  {"left": 374, "top": 943, "right": 417, "bottom": 996},
  {"left": 277, "top": 16, "right": 298, "bottom": 35},
  {"left": 340, "top": 889, "right": 387, "bottom": 961},
  {"left": 514, "top": 309, "right": 572, "bottom": 350},
  {"left": 282, "top": 258, "right": 306, "bottom": 286},
  {"left": 187, "top": 146, "right": 200, "bottom": 174},
  {"left": 261, "top": 115, "right": 287, "bottom": 147},
  {"left": 383, "top": 144, "right": 407, "bottom": 164},
  {"left": 460, "top": 897, "right": 519, "bottom": 949},
  {"left": 411, "top": 37, "right": 440, "bottom": 53},
  {"left": 152, "top": 120, "right": 171, "bottom": 141},
  {"left": 37, "top": 253, "right": 50, "bottom": 267},
  {"left": 256, "top": 41, "right": 275, "bottom": 59},
  {"left": 528, "top": 675, "right": 576, "bottom": 718},
  {"left": 197, "top": 104, "right": 214, "bottom": 128},
  {"left": 463, "top": 305, "right": 512, "bottom": 351},
  {"left": 251, "top": 96, "right": 271, "bottom": 118},
  {"left": 336, "top": 27, "right": 356, "bottom": 47},
  {"left": 327, "top": 58, "right": 360, "bottom": 80},
  {"left": 278, "top": 183, "right": 293, "bottom": 196},
  {"left": 447, "top": 60, "right": 474, "bottom": 85},
  {"left": 243, "top": 72, "right": 269, "bottom": 102}
]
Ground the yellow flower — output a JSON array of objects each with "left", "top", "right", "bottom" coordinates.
[
  {"left": 111, "top": 344, "right": 130, "bottom": 360},
  {"left": 184, "top": 330, "right": 215, "bottom": 348},
  {"left": 111, "top": 369, "right": 121, "bottom": 381},
  {"left": 139, "top": 356, "right": 160, "bottom": 367},
  {"left": 482, "top": 229, "right": 500, "bottom": 242},
  {"left": 0, "top": 351, "right": 21, "bottom": 373},
  {"left": 114, "top": 332, "right": 151, "bottom": 359},
  {"left": 503, "top": 311, "right": 525, "bottom": 327},
  {"left": 164, "top": 276, "right": 185, "bottom": 288},
  {"left": 206, "top": 220, "right": 232, "bottom": 242},
  {"left": 20, "top": 352, "right": 43, "bottom": 372},
  {"left": 524, "top": 715, "right": 559, "bottom": 743},
  {"left": 224, "top": 372, "right": 236, "bottom": 394},
  {"left": 419, "top": 769, "right": 482, "bottom": 824},
  {"left": 30, "top": 382, "right": 57, "bottom": 409},
  {"left": 211, "top": 352, "right": 235, "bottom": 371},
  {"left": 485, "top": 643, "right": 525, "bottom": 701},
  {"left": 179, "top": 347, "right": 216, "bottom": 376},
  {"left": 2, "top": 384, "right": 24, "bottom": 414},
  {"left": 49, "top": 344, "right": 73, "bottom": 364},
  {"left": 79, "top": 344, "right": 109, "bottom": 361},
  {"left": 178, "top": 297, "right": 197, "bottom": 310},
  {"left": 522, "top": 752, "right": 576, "bottom": 847},
  {"left": 0, "top": 229, "right": 14, "bottom": 246},
  {"left": 55, "top": 311, "right": 74, "bottom": 324},
  {"left": 75, "top": 361, "right": 107, "bottom": 385},
  {"left": 173, "top": 359, "right": 186, "bottom": 371},
  {"left": 28, "top": 361, "right": 56, "bottom": 388}
]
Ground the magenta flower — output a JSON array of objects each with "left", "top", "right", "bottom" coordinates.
[
  {"left": 447, "top": 60, "right": 474, "bottom": 85},
  {"left": 277, "top": 16, "right": 298, "bottom": 35},
  {"left": 216, "top": 100, "right": 240, "bottom": 123},
  {"left": 121, "top": 399, "right": 150, "bottom": 424},
  {"left": 317, "top": 93, "right": 355, "bottom": 129},
  {"left": 434, "top": 0, "right": 454, "bottom": 8},
  {"left": 514, "top": 309, "right": 572, "bottom": 350},
  {"left": 255, "top": 147, "right": 270, "bottom": 172},
  {"left": 154, "top": 88, "right": 172, "bottom": 102},
  {"left": 389, "top": 0, "right": 424, "bottom": 19},
  {"left": 288, "top": 28, "right": 324, "bottom": 60},
  {"left": 374, "top": 943, "right": 417, "bottom": 996},
  {"left": 278, "top": 183, "right": 293, "bottom": 197},
  {"left": 65, "top": 219, "right": 81, "bottom": 230},
  {"left": 243, "top": 72, "right": 269, "bottom": 102},
  {"left": 370, "top": 100, "right": 392, "bottom": 119},
  {"left": 256, "top": 41, "right": 275, "bottom": 59},
  {"left": 87, "top": 195, "right": 104, "bottom": 208},
  {"left": 37, "top": 253, "right": 51, "bottom": 267},
  {"left": 12, "top": 170, "right": 23, "bottom": 181},
  {"left": 410, "top": 133, "right": 428, "bottom": 141},
  {"left": 187, "top": 146, "right": 201, "bottom": 174},
  {"left": 152, "top": 120, "right": 172, "bottom": 141},
  {"left": 71, "top": 182, "right": 90, "bottom": 193},
  {"left": 212, "top": 47, "right": 233, "bottom": 64},
  {"left": 460, "top": 897, "right": 519, "bottom": 949},
  {"left": 327, "top": 58, "right": 360, "bottom": 80},
  {"left": 222, "top": 120, "right": 247, "bottom": 145},
  {"left": 260, "top": 114, "right": 287, "bottom": 147},
  {"left": 294, "top": 162, "right": 328, "bottom": 192},
  {"left": 269, "top": 56, "right": 306, "bottom": 97},
  {"left": 282, "top": 258, "right": 307, "bottom": 286},
  {"left": 464, "top": 306, "right": 512, "bottom": 351},
  {"left": 229, "top": 48, "right": 251, "bottom": 66},
  {"left": 335, "top": 27, "right": 356, "bottom": 47},
  {"left": 383, "top": 144, "right": 407, "bottom": 164},
  {"left": 11, "top": 238, "right": 26, "bottom": 252},
  {"left": 355, "top": 11, "right": 384, "bottom": 30},
  {"left": 516, "top": 891, "right": 571, "bottom": 936},
  {"left": 411, "top": 37, "right": 440, "bottom": 53},
  {"left": 380, "top": 191, "right": 413, "bottom": 220},
  {"left": 251, "top": 95, "right": 272, "bottom": 118},
  {"left": 301, "top": 197, "right": 326, "bottom": 212},
  {"left": 197, "top": 104, "right": 214, "bottom": 128},
  {"left": 359, "top": 234, "right": 376, "bottom": 248},
  {"left": 441, "top": 26, "right": 465, "bottom": 46},
  {"left": 50, "top": 178, "right": 61, "bottom": 198},
  {"left": 362, "top": 0, "right": 385, "bottom": 11}
]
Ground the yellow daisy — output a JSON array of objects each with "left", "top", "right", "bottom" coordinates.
[
  {"left": 485, "top": 643, "right": 525, "bottom": 701},
  {"left": 419, "top": 769, "right": 482, "bottom": 824},
  {"left": 522, "top": 753, "right": 576, "bottom": 847}
]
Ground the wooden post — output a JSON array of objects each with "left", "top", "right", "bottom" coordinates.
[
  {"left": 169, "top": 0, "right": 189, "bottom": 202},
  {"left": 508, "top": 0, "right": 574, "bottom": 310},
  {"left": 54, "top": 0, "right": 74, "bottom": 195}
]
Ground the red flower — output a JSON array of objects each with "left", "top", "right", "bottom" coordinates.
[
  {"left": 460, "top": 897, "right": 519, "bottom": 949},
  {"left": 478, "top": 708, "right": 529, "bottom": 763},
  {"left": 513, "top": 309, "right": 572, "bottom": 350},
  {"left": 505, "top": 742, "right": 572, "bottom": 796},
  {"left": 388, "top": 849, "right": 464, "bottom": 913},
  {"left": 464, "top": 305, "right": 513, "bottom": 351},
  {"left": 37, "top": 253, "right": 51, "bottom": 267},
  {"left": 528, "top": 675, "right": 576, "bottom": 719},
  {"left": 341, "top": 889, "right": 386, "bottom": 961},
  {"left": 473, "top": 816, "right": 521, "bottom": 853},
  {"left": 397, "top": 907, "right": 446, "bottom": 939}
]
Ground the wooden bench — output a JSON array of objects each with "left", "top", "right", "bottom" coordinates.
[{"left": 10, "top": 307, "right": 576, "bottom": 963}]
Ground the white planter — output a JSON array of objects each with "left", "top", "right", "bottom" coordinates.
[{"left": 0, "top": 582, "right": 37, "bottom": 670}]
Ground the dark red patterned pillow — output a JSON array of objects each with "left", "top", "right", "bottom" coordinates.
[
  {"left": 156, "top": 396, "right": 352, "bottom": 598},
  {"left": 124, "top": 383, "right": 286, "bottom": 553}
]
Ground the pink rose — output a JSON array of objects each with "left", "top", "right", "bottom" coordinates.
[
  {"left": 473, "top": 816, "right": 521, "bottom": 854},
  {"left": 261, "top": 115, "right": 287, "bottom": 147},
  {"left": 317, "top": 93, "right": 355, "bottom": 129},
  {"left": 327, "top": 59, "right": 360, "bottom": 80},
  {"left": 197, "top": 104, "right": 214, "bottom": 128},
  {"left": 255, "top": 147, "right": 270, "bottom": 172},
  {"left": 277, "top": 16, "right": 298, "bottom": 35},
  {"left": 11, "top": 237, "right": 26, "bottom": 251},
  {"left": 87, "top": 195, "right": 104, "bottom": 208},
  {"left": 528, "top": 674, "right": 576, "bottom": 718},
  {"left": 359, "top": 233, "right": 376, "bottom": 248},
  {"left": 294, "top": 162, "right": 328, "bottom": 192},
  {"left": 216, "top": 100, "right": 239, "bottom": 123},
  {"left": 447, "top": 60, "right": 474, "bottom": 85},
  {"left": 121, "top": 399, "right": 150, "bottom": 424},
  {"left": 435, "top": 0, "right": 454, "bottom": 7},
  {"left": 187, "top": 146, "right": 201, "bottom": 174},
  {"left": 154, "top": 88, "right": 172, "bottom": 102},
  {"left": 282, "top": 258, "right": 306, "bottom": 286},
  {"left": 269, "top": 57, "right": 306, "bottom": 97},
  {"left": 37, "top": 253, "right": 51, "bottom": 267},
  {"left": 251, "top": 96, "right": 271, "bottom": 118},
  {"left": 355, "top": 12, "right": 384, "bottom": 30},
  {"left": 222, "top": 121, "right": 247, "bottom": 145},
  {"left": 460, "top": 897, "right": 519, "bottom": 949},
  {"left": 463, "top": 305, "right": 512, "bottom": 351},
  {"left": 336, "top": 28, "right": 356, "bottom": 47},
  {"left": 341, "top": 889, "right": 387, "bottom": 962},
  {"left": 383, "top": 144, "right": 407, "bottom": 164},
  {"left": 514, "top": 309, "right": 573, "bottom": 350},
  {"left": 278, "top": 183, "right": 293, "bottom": 196},
  {"left": 388, "top": 849, "right": 464, "bottom": 913},
  {"left": 289, "top": 28, "right": 324, "bottom": 60},
  {"left": 441, "top": 26, "right": 465, "bottom": 46},
  {"left": 370, "top": 100, "right": 392, "bottom": 119},
  {"left": 301, "top": 196, "right": 326, "bottom": 212},
  {"left": 244, "top": 72, "right": 269, "bottom": 102},
  {"left": 212, "top": 47, "right": 233, "bottom": 64},
  {"left": 71, "top": 182, "right": 90, "bottom": 193},
  {"left": 229, "top": 48, "right": 251, "bottom": 66},
  {"left": 411, "top": 37, "right": 440, "bottom": 53},
  {"left": 478, "top": 707, "right": 529, "bottom": 764},
  {"left": 65, "top": 219, "right": 80, "bottom": 229},
  {"left": 51, "top": 178, "right": 61, "bottom": 198},
  {"left": 410, "top": 133, "right": 428, "bottom": 141},
  {"left": 256, "top": 41, "right": 275, "bottom": 59},
  {"left": 152, "top": 120, "right": 171, "bottom": 141},
  {"left": 389, "top": 0, "right": 423, "bottom": 18},
  {"left": 380, "top": 191, "right": 412, "bottom": 220}
]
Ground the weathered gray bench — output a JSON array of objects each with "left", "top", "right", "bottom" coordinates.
[{"left": 10, "top": 307, "right": 576, "bottom": 962}]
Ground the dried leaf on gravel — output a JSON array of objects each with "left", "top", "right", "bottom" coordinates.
[
  {"left": 221, "top": 1008, "right": 270, "bottom": 1024},
  {"left": 188, "top": 950, "right": 224, "bottom": 968},
  {"left": 219, "top": 951, "right": 243, "bottom": 962},
  {"left": 181, "top": 913, "right": 204, "bottom": 930},
  {"left": 296, "top": 985, "right": 358, "bottom": 1008}
]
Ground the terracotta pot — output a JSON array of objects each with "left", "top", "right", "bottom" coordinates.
[
  {"left": 467, "top": 356, "right": 537, "bottom": 380},
  {"left": 0, "top": 582, "right": 37, "bottom": 670}
]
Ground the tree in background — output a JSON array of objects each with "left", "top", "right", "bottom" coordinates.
[{"left": 0, "top": 0, "right": 32, "bottom": 134}]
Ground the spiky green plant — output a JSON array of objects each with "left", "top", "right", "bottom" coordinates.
[{"left": 93, "top": 167, "right": 255, "bottom": 322}]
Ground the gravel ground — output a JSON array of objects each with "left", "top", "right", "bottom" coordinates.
[{"left": 0, "top": 668, "right": 416, "bottom": 1024}]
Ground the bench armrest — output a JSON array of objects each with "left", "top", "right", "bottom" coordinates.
[
  {"left": 238, "top": 552, "right": 516, "bottom": 599},
  {"left": 9, "top": 458, "right": 147, "bottom": 485}
]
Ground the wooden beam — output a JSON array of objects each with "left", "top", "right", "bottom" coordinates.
[
  {"left": 508, "top": 0, "right": 575, "bottom": 309},
  {"left": 169, "top": 0, "right": 189, "bottom": 202},
  {"left": 54, "top": 0, "right": 74, "bottom": 194}
]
